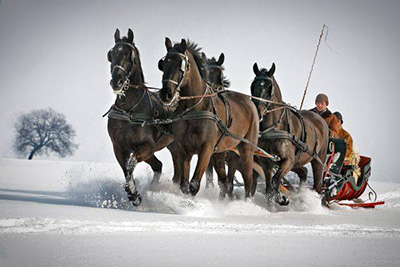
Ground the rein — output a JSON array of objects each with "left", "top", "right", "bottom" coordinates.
[{"left": 172, "top": 89, "right": 290, "bottom": 106}]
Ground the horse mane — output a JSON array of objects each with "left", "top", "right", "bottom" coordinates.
[
  {"left": 174, "top": 39, "right": 208, "bottom": 83},
  {"left": 121, "top": 37, "right": 145, "bottom": 83},
  {"left": 222, "top": 76, "right": 231, "bottom": 88}
]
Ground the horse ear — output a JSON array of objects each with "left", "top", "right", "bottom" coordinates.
[
  {"left": 165, "top": 37, "right": 172, "bottom": 51},
  {"left": 114, "top": 29, "right": 121, "bottom": 43},
  {"left": 180, "top": 39, "right": 187, "bottom": 52},
  {"left": 158, "top": 59, "right": 164, "bottom": 71},
  {"left": 127, "top": 29, "right": 134, "bottom": 43},
  {"left": 253, "top": 63, "right": 260, "bottom": 76},
  {"left": 268, "top": 63, "right": 276, "bottom": 77},
  {"left": 217, "top": 53, "right": 225, "bottom": 66}
]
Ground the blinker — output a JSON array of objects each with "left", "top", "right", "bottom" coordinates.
[{"left": 181, "top": 59, "right": 186, "bottom": 72}]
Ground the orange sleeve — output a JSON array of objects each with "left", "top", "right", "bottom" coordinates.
[{"left": 344, "top": 131, "right": 353, "bottom": 158}]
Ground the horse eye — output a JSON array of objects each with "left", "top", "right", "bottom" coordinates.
[{"left": 260, "top": 82, "right": 265, "bottom": 86}]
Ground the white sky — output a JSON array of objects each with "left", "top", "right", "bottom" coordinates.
[{"left": 0, "top": 0, "right": 399, "bottom": 182}]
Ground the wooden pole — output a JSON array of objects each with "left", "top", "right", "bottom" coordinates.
[{"left": 299, "top": 24, "right": 327, "bottom": 110}]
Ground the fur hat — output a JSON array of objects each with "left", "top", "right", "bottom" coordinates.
[
  {"left": 315, "top": 93, "right": 329, "bottom": 105},
  {"left": 333, "top": 111, "right": 343, "bottom": 124}
]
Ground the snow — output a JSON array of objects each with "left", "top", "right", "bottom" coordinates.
[{"left": 1, "top": 158, "right": 400, "bottom": 266}]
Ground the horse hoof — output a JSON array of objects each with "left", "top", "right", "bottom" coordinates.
[
  {"left": 129, "top": 192, "right": 142, "bottom": 206},
  {"left": 276, "top": 195, "right": 290, "bottom": 206},
  {"left": 321, "top": 194, "right": 330, "bottom": 207},
  {"left": 189, "top": 181, "right": 199, "bottom": 196},
  {"left": 124, "top": 184, "right": 131, "bottom": 194},
  {"left": 180, "top": 183, "right": 190, "bottom": 195}
]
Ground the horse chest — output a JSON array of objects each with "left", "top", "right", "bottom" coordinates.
[
  {"left": 173, "top": 121, "right": 217, "bottom": 150},
  {"left": 108, "top": 120, "right": 154, "bottom": 145}
]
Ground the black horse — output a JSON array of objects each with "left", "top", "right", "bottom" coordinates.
[
  {"left": 251, "top": 63, "right": 329, "bottom": 205},
  {"left": 107, "top": 29, "right": 178, "bottom": 205}
]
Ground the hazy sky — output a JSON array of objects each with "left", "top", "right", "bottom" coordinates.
[{"left": 1, "top": 0, "right": 399, "bottom": 182}]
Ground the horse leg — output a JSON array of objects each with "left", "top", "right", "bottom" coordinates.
[
  {"left": 292, "top": 166, "right": 308, "bottom": 187},
  {"left": 189, "top": 146, "right": 214, "bottom": 196},
  {"left": 237, "top": 146, "right": 255, "bottom": 199},
  {"left": 311, "top": 159, "right": 324, "bottom": 193},
  {"left": 123, "top": 142, "right": 155, "bottom": 205},
  {"left": 124, "top": 152, "right": 142, "bottom": 206},
  {"left": 180, "top": 155, "right": 192, "bottom": 195},
  {"left": 227, "top": 152, "right": 239, "bottom": 199},
  {"left": 145, "top": 155, "right": 162, "bottom": 187},
  {"left": 205, "top": 160, "right": 214, "bottom": 188},
  {"left": 212, "top": 153, "right": 229, "bottom": 200},
  {"left": 167, "top": 142, "right": 182, "bottom": 185},
  {"left": 251, "top": 161, "right": 265, "bottom": 196},
  {"left": 271, "top": 158, "right": 293, "bottom": 206},
  {"left": 112, "top": 145, "right": 141, "bottom": 206}
]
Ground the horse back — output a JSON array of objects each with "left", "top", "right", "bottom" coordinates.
[
  {"left": 299, "top": 110, "right": 330, "bottom": 155},
  {"left": 219, "top": 91, "right": 258, "bottom": 120},
  {"left": 299, "top": 110, "right": 330, "bottom": 137}
]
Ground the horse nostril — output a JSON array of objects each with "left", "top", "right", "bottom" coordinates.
[{"left": 166, "top": 93, "right": 173, "bottom": 100}]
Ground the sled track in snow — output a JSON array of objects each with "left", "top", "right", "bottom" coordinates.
[{"left": 1, "top": 217, "right": 400, "bottom": 238}]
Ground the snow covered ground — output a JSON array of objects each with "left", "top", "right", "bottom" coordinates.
[{"left": 1, "top": 158, "right": 400, "bottom": 267}]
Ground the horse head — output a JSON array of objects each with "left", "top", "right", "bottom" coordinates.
[
  {"left": 205, "top": 53, "right": 230, "bottom": 91},
  {"left": 158, "top": 38, "right": 191, "bottom": 105},
  {"left": 250, "top": 62, "right": 276, "bottom": 119},
  {"left": 107, "top": 28, "right": 143, "bottom": 95}
]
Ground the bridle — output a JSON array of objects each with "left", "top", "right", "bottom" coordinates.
[
  {"left": 253, "top": 75, "right": 276, "bottom": 120},
  {"left": 109, "top": 42, "right": 137, "bottom": 96},
  {"left": 254, "top": 76, "right": 275, "bottom": 103},
  {"left": 161, "top": 51, "right": 190, "bottom": 106}
]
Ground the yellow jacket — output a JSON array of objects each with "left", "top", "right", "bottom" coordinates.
[{"left": 336, "top": 125, "right": 353, "bottom": 159}]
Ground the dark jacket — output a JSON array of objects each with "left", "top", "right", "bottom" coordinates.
[{"left": 309, "top": 107, "right": 340, "bottom": 137}]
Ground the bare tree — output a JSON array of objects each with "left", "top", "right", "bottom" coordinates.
[{"left": 13, "top": 108, "right": 78, "bottom": 160}]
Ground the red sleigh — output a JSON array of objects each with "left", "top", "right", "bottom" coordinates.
[{"left": 321, "top": 139, "right": 384, "bottom": 208}]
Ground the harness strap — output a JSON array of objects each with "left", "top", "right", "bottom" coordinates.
[
  {"left": 259, "top": 129, "right": 323, "bottom": 165},
  {"left": 259, "top": 108, "right": 286, "bottom": 135},
  {"left": 209, "top": 90, "right": 234, "bottom": 152},
  {"left": 145, "top": 110, "right": 279, "bottom": 161}
]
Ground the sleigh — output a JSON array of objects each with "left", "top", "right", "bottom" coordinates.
[{"left": 321, "top": 139, "right": 384, "bottom": 208}]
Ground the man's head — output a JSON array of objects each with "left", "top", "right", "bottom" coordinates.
[
  {"left": 333, "top": 111, "right": 343, "bottom": 124},
  {"left": 315, "top": 93, "right": 329, "bottom": 112}
]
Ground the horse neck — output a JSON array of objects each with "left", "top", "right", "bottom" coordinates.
[
  {"left": 178, "top": 54, "right": 211, "bottom": 111},
  {"left": 260, "top": 77, "right": 285, "bottom": 130},
  {"left": 130, "top": 65, "right": 145, "bottom": 87}
]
